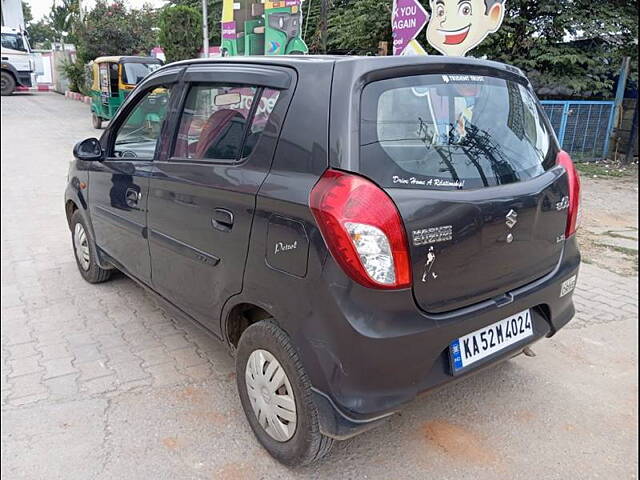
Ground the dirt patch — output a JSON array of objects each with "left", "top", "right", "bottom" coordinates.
[
  {"left": 422, "top": 420, "right": 499, "bottom": 466},
  {"left": 162, "top": 437, "right": 180, "bottom": 450},
  {"left": 175, "top": 386, "right": 229, "bottom": 427},
  {"left": 514, "top": 410, "right": 536, "bottom": 423},
  {"left": 215, "top": 462, "right": 254, "bottom": 480},
  {"left": 577, "top": 174, "right": 638, "bottom": 276}
]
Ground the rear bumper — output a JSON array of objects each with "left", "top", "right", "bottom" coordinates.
[{"left": 304, "top": 237, "right": 581, "bottom": 439}]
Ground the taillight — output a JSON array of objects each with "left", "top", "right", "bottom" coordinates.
[
  {"left": 309, "top": 169, "right": 412, "bottom": 289},
  {"left": 556, "top": 151, "right": 581, "bottom": 237}
]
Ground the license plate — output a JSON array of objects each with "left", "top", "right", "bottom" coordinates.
[{"left": 450, "top": 309, "right": 533, "bottom": 373}]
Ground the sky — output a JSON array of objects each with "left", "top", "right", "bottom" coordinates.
[{"left": 28, "top": 0, "right": 168, "bottom": 21}]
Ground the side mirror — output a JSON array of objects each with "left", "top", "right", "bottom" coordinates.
[{"left": 73, "top": 138, "right": 104, "bottom": 161}]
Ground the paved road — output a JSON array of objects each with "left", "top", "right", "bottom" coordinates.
[{"left": 1, "top": 93, "right": 638, "bottom": 480}]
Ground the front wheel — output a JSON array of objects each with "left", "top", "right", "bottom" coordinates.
[
  {"left": 236, "top": 320, "right": 333, "bottom": 466},
  {"left": 1, "top": 71, "right": 16, "bottom": 96},
  {"left": 92, "top": 113, "right": 102, "bottom": 129},
  {"left": 70, "top": 210, "right": 112, "bottom": 284}
]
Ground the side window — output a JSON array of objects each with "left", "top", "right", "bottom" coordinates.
[
  {"left": 243, "top": 88, "right": 280, "bottom": 157},
  {"left": 173, "top": 84, "right": 280, "bottom": 161},
  {"left": 112, "top": 86, "right": 172, "bottom": 160}
]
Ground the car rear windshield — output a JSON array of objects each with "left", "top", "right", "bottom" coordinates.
[{"left": 360, "top": 74, "right": 557, "bottom": 190}]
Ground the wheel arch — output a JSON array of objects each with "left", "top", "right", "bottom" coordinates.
[
  {"left": 224, "top": 301, "right": 276, "bottom": 350},
  {"left": 65, "top": 199, "right": 79, "bottom": 229}
]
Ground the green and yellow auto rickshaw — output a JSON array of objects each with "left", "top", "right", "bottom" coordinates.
[
  {"left": 89, "top": 56, "right": 163, "bottom": 129},
  {"left": 220, "top": 0, "right": 308, "bottom": 57}
]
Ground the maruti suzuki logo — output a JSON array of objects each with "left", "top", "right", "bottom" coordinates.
[{"left": 506, "top": 209, "right": 518, "bottom": 229}]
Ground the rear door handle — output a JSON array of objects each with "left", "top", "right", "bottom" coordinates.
[{"left": 212, "top": 208, "right": 234, "bottom": 232}]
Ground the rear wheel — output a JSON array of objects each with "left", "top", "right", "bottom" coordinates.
[
  {"left": 70, "top": 210, "right": 112, "bottom": 284},
  {"left": 92, "top": 113, "right": 102, "bottom": 129},
  {"left": 1, "top": 71, "right": 16, "bottom": 96},
  {"left": 236, "top": 320, "right": 333, "bottom": 466}
]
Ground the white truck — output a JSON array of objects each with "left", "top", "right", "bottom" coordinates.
[{"left": 1, "top": 25, "right": 37, "bottom": 95}]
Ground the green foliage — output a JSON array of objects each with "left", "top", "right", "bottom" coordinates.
[
  {"left": 473, "top": 0, "right": 639, "bottom": 98},
  {"left": 327, "top": 0, "right": 393, "bottom": 54},
  {"left": 167, "top": 0, "right": 222, "bottom": 46},
  {"left": 22, "top": 2, "right": 33, "bottom": 24},
  {"left": 61, "top": 58, "right": 87, "bottom": 94},
  {"left": 158, "top": 5, "right": 202, "bottom": 62},
  {"left": 74, "top": 0, "right": 159, "bottom": 65},
  {"left": 49, "top": 0, "right": 80, "bottom": 43},
  {"left": 27, "top": 19, "right": 57, "bottom": 49}
]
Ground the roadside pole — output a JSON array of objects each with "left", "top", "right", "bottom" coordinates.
[
  {"left": 611, "top": 56, "right": 631, "bottom": 158},
  {"left": 625, "top": 101, "right": 638, "bottom": 164},
  {"left": 319, "top": 0, "right": 328, "bottom": 54},
  {"left": 202, "top": 0, "right": 209, "bottom": 58}
]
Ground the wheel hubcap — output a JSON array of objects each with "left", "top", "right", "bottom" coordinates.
[
  {"left": 245, "top": 349, "right": 297, "bottom": 442},
  {"left": 73, "top": 223, "right": 91, "bottom": 271}
]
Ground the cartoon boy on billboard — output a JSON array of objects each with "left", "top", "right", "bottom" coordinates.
[{"left": 426, "top": 0, "right": 506, "bottom": 56}]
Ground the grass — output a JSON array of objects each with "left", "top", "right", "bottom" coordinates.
[{"left": 575, "top": 161, "right": 638, "bottom": 178}]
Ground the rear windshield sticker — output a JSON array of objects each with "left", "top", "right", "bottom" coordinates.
[
  {"left": 441, "top": 74, "right": 484, "bottom": 83},
  {"left": 392, "top": 176, "right": 466, "bottom": 188}
]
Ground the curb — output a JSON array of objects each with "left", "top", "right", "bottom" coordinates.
[
  {"left": 64, "top": 90, "right": 91, "bottom": 104},
  {"left": 16, "top": 85, "right": 53, "bottom": 92}
]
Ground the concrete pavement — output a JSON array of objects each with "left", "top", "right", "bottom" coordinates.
[{"left": 1, "top": 92, "right": 638, "bottom": 479}]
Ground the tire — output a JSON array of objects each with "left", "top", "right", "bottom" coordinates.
[
  {"left": 70, "top": 210, "right": 112, "bottom": 284},
  {"left": 92, "top": 113, "right": 102, "bottom": 129},
  {"left": 1, "top": 71, "right": 16, "bottom": 96},
  {"left": 236, "top": 320, "right": 333, "bottom": 466}
]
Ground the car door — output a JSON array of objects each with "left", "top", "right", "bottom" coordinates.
[
  {"left": 89, "top": 70, "right": 181, "bottom": 284},
  {"left": 147, "top": 63, "right": 294, "bottom": 334}
]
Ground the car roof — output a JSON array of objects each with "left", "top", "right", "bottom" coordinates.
[
  {"left": 93, "top": 56, "right": 162, "bottom": 64},
  {"left": 165, "top": 55, "right": 526, "bottom": 78}
]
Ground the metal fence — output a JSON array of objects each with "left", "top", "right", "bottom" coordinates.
[{"left": 540, "top": 100, "right": 615, "bottom": 160}]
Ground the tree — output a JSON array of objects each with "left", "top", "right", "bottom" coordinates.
[
  {"left": 49, "top": 0, "right": 80, "bottom": 44},
  {"left": 327, "top": 0, "right": 392, "bottom": 54},
  {"left": 166, "top": 0, "right": 222, "bottom": 48},
  {"left": 22, "top": 1, "right": 33, "bottom": 24},
  {"left": 473, "top": 0, "right": 639, "bottom": 98},
  {"left": 27, "top": 18, "right": 57, "bottom": 49},
  {"left": 74, "top": 0, "right": 159, "bottom": 65},
  {"left": 158, "top": 5, "right": 202, "bottom": 62}
]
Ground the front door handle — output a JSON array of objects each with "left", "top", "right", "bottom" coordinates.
[
  {"left": 212, "top": 208, "right": 234, "bottom": 232},
  {"left": 125, "top": 188, "right": 141, "bottom": 208}
]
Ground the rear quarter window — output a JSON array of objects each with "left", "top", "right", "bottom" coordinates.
[{"left": 360, "top": 74, "right": 557, "bottom": 190}]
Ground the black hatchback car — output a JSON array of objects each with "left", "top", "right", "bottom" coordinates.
[{"left": 65, "top": 55, "right": 581, "bottom": 466}]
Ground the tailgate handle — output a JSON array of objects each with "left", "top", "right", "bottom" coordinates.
[{"left": 493, "top": 294, "right": 514, "bottom": 307}]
